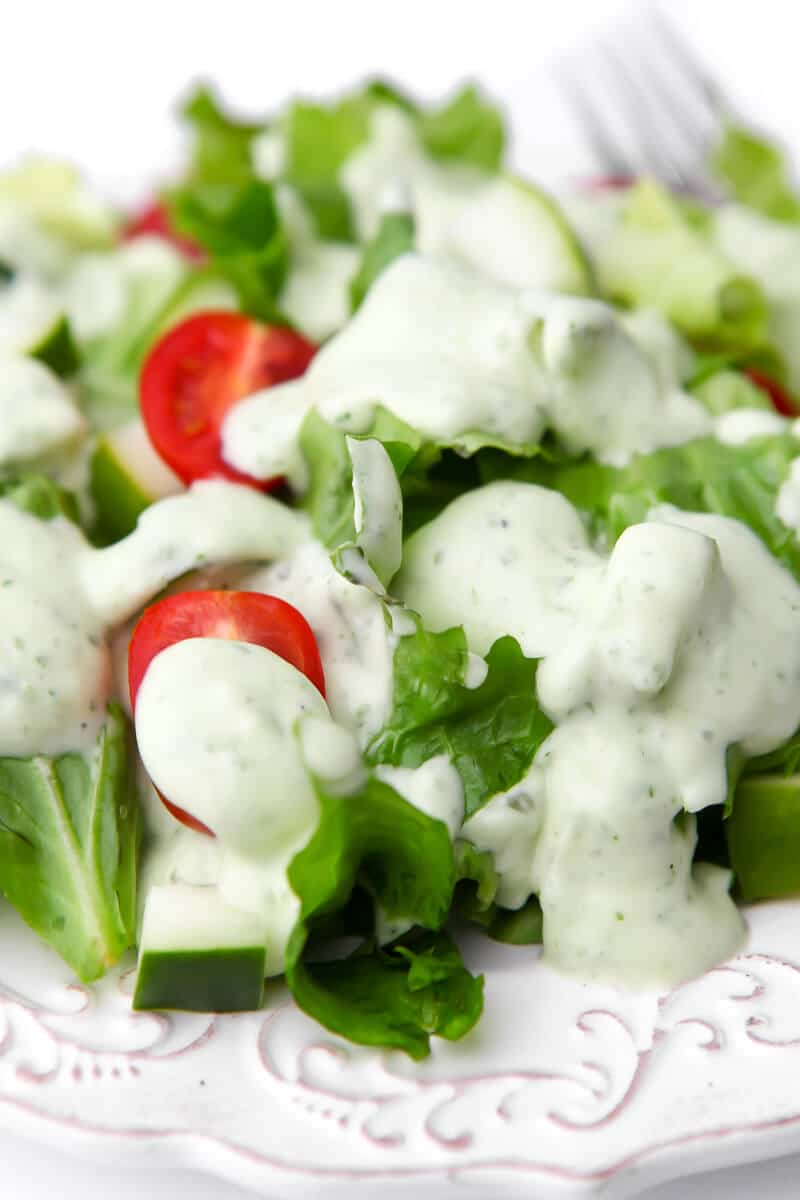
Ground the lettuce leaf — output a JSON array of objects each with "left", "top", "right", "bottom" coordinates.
[
  {"left": 367, "top": 623, "right": 553, "bottom": 819},
  {"left": 299, "top": 408, "right": 549, "bottom": 549},
  {"left": 515, "top": 434, "right": 800, "bottom": 578},
  {"left": 167, "top": 178, "right": 289, "bottom": 321},
  {"left": 286, "top": 771, "right": 482, "bottom": 1058},
  {"left": 281, "top": 93, "right": 377, "bottom": 242},
  {"left": 181, "top": 85, "right": 264, "bottom": 185},
  {"left": 689, "top": 367, "right": 773, "bottom": 415},
  {"left": 0, "top": 472, "right": 80, "bottom": 524},
  {"left": 349, "top": 210, "right": 415, "bottom": 312},
  {"left": 279, "top": 80, "right": 505, "bottom": 241},
  {"left": 453, "top": 840, "right": 543, "bottom": 944},
  {"left": 418, "top": 84, "right": 506, "bottom": 171},
  {"left": 0, "top": 706, "right": 140, "bottom": 981},
  {"left": 712, "top": 124, "right": 800, "bottom": 224}
]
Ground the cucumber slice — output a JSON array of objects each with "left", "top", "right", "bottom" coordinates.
[
  {"left": 0, "top": 271, "right": 79, "bottom": 376},
  {"left": 727, "top": 774, "right": 800, "bottom": 901},
  {"left": 133, "top": 884, "right": 267, "bottom": 1012},
  {"left": 90, "top": 418, "right": 183, "bottom": 543},
  {"left": 595, "top": 180, "right": 766, "bottom": 346},
  {"left": 447, "top": 175, "right": 594, "bottom": 294},
  {"left": 0, "top": 158, "right": 117, "bottom": 250},
  {"left": 27, "top": 313, "right": 80, "bottom": 377}
]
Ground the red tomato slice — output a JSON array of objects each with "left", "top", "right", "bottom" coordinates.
[
  {"left": 140, "top": 311, "right": 316, "bottom": 489},
  {"left": 129, "top": 590, "right": 326, "bottom": 835},
  {"left": 744, "top": 367, "right": 799, "bottom": 418},
  {"left": 122, "top": 200, "right": 205, "bottom": 261},
  {"left": 581, "top": 174, "right": 636, "bottom": 192}
]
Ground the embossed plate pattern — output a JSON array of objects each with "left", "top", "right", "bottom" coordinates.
[{"left": 3, "top": 897, "right": 800, "bottom": 1198}]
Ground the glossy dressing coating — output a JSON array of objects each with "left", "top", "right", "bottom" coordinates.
[
  {"left": 398, "top": 481, "right": 800, "bottom": 986},
  {"left": 0, "top": 482, "right": 308, "bottom": 755},
  {"left": 222, "top": 255, "right": 710, "bottom": 487}
]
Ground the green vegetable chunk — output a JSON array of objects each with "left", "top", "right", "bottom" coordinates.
[
  {"left": 286, "top": 772, "right": 483, "bottom": 1059},
  {"left": 350, "top": 210, "right": 415, "bottom": 312},
  {"left": 133, "top": 883, "right": 267, "bottom": 1012},
  {"left": 135, "top": 948, "right": 265, "bottom": 1012},
  {"left": 0, "top": 706, "right": 140, "bottom": 981},
  {"left": 727, "top": 774, "right": 800, "bottom": 900},
  {"left": 597, "top": 179, "right": 766, "bottom": 347},
  {"left": 28, "top": 314, "right": 80, "bottom": 378},
  {"left": 418, "top": 83, "right": 506, "bottom": 170}
]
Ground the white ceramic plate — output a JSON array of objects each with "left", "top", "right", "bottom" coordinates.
[{"left": 4, "top": 896, "right": 800, "bottom": 1199}]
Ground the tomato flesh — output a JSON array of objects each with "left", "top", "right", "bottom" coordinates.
[
  {"left": 122, "top": 200, "right": 205, "bottom": 261},
  {"left": 140, "top": 311, "right": 316, "bottom": 489},
  {"left": 744, "top": 367, "right": 799, "bottom": 418},
  {"left": 129, "top": 590, "right": 326, "bottom": 834}
]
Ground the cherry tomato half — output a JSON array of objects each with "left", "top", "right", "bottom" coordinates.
[
  {"left": 122, "top": 200, "right": 205, "bottom": 261},
  {"left": 744, "top": 367, "right": 799, "bottom": 418},
  {"left": 129, "top": 589, "right": 326, "bottom": 835},
  {"left": 140, "top": 311, "right": 316, "bottom": 489}
]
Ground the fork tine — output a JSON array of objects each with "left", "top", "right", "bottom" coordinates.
[
  {"left": 560, "top": 67, "right": 636, "bottom": 178},
  {"left": 637, "top": 53, "right": 726, "bottom": 200},
  {"left": 596, "top": 40, "right": 690, "bottom": 190},
  {"left": 648, "top": 7, "right": 733, "bottom": 118}
]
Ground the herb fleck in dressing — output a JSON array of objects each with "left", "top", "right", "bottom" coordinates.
[{"left": 398, "top": 481, "right": 800, "bottom": 986}]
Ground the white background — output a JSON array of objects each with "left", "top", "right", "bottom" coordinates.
[{"left": 4, "top": 1, "right": 800, "bottom": 1196}]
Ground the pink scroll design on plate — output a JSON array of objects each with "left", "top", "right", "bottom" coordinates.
[{"left": 4, "top": 948, "right": 800, "bottom": 1191}]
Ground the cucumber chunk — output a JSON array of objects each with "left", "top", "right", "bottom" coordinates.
[
  {"left": 90, "top": 418, "right": 182, "bottom": 543},
  {"left": 447, "top": 175, "right": 594, "bottom": 294},
  {"left": 133, "top": 883, "right": 267, "bottom": 1012},
  {"left": 727, "top": 775, "right": 800, "bottom": 901},
  {"left": 27, "top": 313, "right": 80, "bottom": 377}
]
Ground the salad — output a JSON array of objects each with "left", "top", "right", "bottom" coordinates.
[{"left": 2, "top": 82, "right": 800, "bottom": 1061}]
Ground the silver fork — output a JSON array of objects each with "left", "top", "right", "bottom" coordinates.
[{"left": 560, "top": 8, "right": 732, "bottom": 198}]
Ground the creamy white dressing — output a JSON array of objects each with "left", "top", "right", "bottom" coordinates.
[
  {"left": 135, "top": 638, "right": 325, "bottom": 853},
  {"left": 715, "top": 408, "right": 790, "bottom": 445},
  {"left": 342, "top": 106, "right": 486, "bottom": 249},
  {"left": 347, "top": 435, "right": 403, "bottom": 585},
  {"left": 461, "top": 762, "right": 544, "bottom": 909},
  {"left": 618, "top": 307, "right": 695, "bottom": 391},
  {"left": 61, "top": 236, "right": 186, "bottom": 342},
  {"left": 0, "top": 274, "right": 62, "bottom": 354},
  {"left": 0, "top": 482, "right": 308, "bottom": 755},
  {"left": 81, "top": 480, "right": 308, "bottom": 625},
  {"left": 375, "top": 755, "right": 465, "bottom": 837},
  {"left": 222, "top": 254, "right": 710, "bottom": 485},
  {"left": 398, "top": 481, "right": 800, "bottom": 986},
  {"left": 0, "top": 355, "right": 85, "bottom": 464},
  {"left": 777, "top": 457, "right": 800, "bottom": 531},
  {"left": 135, "top": 637, "right": 375, "bottom": 975},
  {"left": 244, "top": 539, "right": 395, "bottom": 745},
  {"left": 276, "top": 187, "right": 360, "bottom": 342}
]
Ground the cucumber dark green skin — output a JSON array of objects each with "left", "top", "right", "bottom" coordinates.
[
  {"left": 29, "top": 315, "right": 80, "bottom": 378},
  {"left": 89, "top": 443, "right": 151, "bottom": 544},
  {"left": 133, "top": 946, "right": 266, "bottom": 1012},
  {"left": 727, "top": 774, "right": 800, "bottom": 901}
]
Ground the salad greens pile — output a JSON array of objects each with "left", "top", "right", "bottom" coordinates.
[{"left": 3, "top": 76, "right": 800, "bottom": 1057}]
